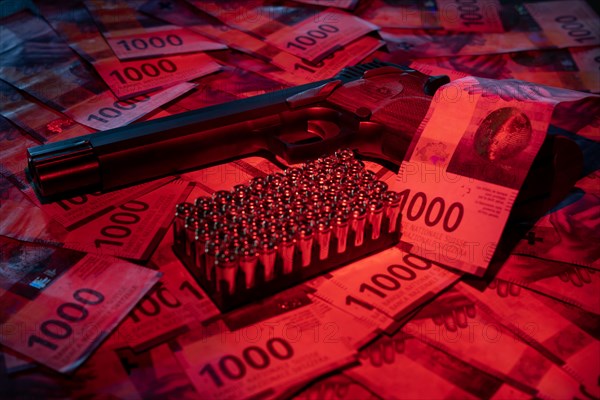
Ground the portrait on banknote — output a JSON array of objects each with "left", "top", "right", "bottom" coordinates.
[{"left": 447, "top": 106, "right": 535, "bottom": 189}]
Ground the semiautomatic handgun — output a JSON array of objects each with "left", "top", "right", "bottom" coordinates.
[{"left": 27, "top": 61, "right": 450, "bottom": 199}]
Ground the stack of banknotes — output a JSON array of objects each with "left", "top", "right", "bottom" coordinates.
[{"left": 0, "top": 0, "right": 599, "bottom": 398}]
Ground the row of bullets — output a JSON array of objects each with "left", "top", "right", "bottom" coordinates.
[{"left": 173, "top": 149, "right": 402, "bottom": 296}]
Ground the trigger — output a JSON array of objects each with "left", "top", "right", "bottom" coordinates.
[{"left": 286, "top": 80, "right": 342, "bottom": 109}]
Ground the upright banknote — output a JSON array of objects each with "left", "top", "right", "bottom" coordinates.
[{"left": 392, "top": 76, "right": 599, "bottom": 276}]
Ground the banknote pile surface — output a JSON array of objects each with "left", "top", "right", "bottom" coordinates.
[{"left": 0, "top": 0, "right": 599, "bottom": 399}]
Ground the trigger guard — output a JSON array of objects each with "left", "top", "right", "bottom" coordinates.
[
  {"left": 268, "top": 123, "right": 351, "bottom": 165},
  {"left": 307, "top": 120, "right": 341, "bottom": 139}
]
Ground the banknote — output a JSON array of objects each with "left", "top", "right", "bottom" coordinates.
[
  {"left": 390, "top": 76, "right": 599, "bottom": 276},
  {"left": 492, "top": 255, "right": 600, "bottom": 315},
  {"left": 142, "top": 0, "right": 382, "bottom": 77},
  {"left": 116, "top": 230, "right": 219, "bottom": 351},
  {"left": 381, "top": 0, "right": 600, "bottom": 57},
  {"left": 0, "top": 236, "right": 162, "bottom": 372},
  {"left": 310, "top": 247, "right": 460, "bottom": 326},
  {"left": 412, "top": 46, "right": 600, "bottom": 93},
  {"left": 10, "top": 170, "right": 172, "bottom": 233},
  {"left": 66, "top": 81, "right": 197, "bottom": 130},
  {"left": 51, "top": 180, "right": 193, "bottom": 260},
  {"left": 434, "top": 0, "right": 504, "bottom": 32},
  {"left": 402, "top": 283, "right": 588, "bottom": 399},
  {"left": 292, "top": 372, "right": 381, "bottom": 400},
  {"left": 0, "top": 345, "right": 35, "bottom": 374},
  {"left": 0, "top": 173, "right": 66, "bottom": 246},
  {"left": 0, "top": 175, "right": 192, "bottom": 261},
  {"left": 347, "top": 330, "right": 531, "bottom": 400},
  {"left": 37, "top": 1, "right": 221, "bottom": 99},
  {"left": 83, "top": 0, "right": 167, "bottom": 35},
  {"left": 191, "top": 63, "right": 286, "bottom": 98},
  {"left": 355, "top": 0, "right": 441, "bottom": 29},
  {"left": 0, "top": 10, "right": 103, "bottom": 109},
  {"left": 357, "top": 0, "right": 512, "bottom": 31},
  {"left": 291, "top": 0, "right": 360, "bottom": 10},
  {"left": 83, "top": 0, "right": 225, "bottom": 59},
  {"left": 92, "top": 52, "right": 221, "bottom": 99},
  {"left": 175, "top": 294, "right": 364, "bottom": 400},
  {"left": 358, "top": 0, "right": 596, "bottom": 34},
  {"left": 203, "top": 48, "right": 292, "bottom": 86},
  {"left": 190, "top": 2, "right": 378, "bottom": 62},
  {"left": 551, "top": 98, "right": 600, "bottom": 143},
  {"left": 0, "top": 366, "right": 91, "bottom": 399},
  {"left": 403, "top": 62, "right": 600, "bottom": 165},
  {"left": 272, "top": 35, "right": 384, "bottom": 84},
  {"left": 0, "top": 114, "right": 39, "bottom": 178},
  {"left": 72, "top": 342, "right": 199, "bottom": 399},
  {"left": 1, "top": 338, "right": 199, "bottom": 399},
  {"left": 461, "top": 281, "right": 600, "bottom": 397},
  {"left": 0, "top": 10, "right": 196, "bottom": 130},
  {"left": 406, "top": 60, "right": 471, "bottom": 82},
  {"left": 512, "top": 171, "right": 600, "bottom": 270},
  {"left": 212, "top": 36, "right": 384, "bottom": 86},
  {"left": 1, "top": 69, "right": 196, "bottom": 133},
  {"left": 0, "top": 79, "right": 93, "bottom": 143},
  {"left": 139, "top": 84, "right": 239, "bottom": 120},
  {"left": 141, "top": 0, "right": 298, "bottom": 69},
  {"left": 105, "top": 26, "right": 226, "bottom": 60}
]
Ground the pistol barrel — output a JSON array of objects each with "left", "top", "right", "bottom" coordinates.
[
  {"left": 27, "top": 60, "right": 432, "bottom": 199},
  {"left": 27, "top": 80, "right": 332, "bottom": 198}
]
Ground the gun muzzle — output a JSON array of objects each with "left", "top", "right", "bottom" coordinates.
[{"left": 28, "top": 139, "right": 102, "bottom": 197}]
